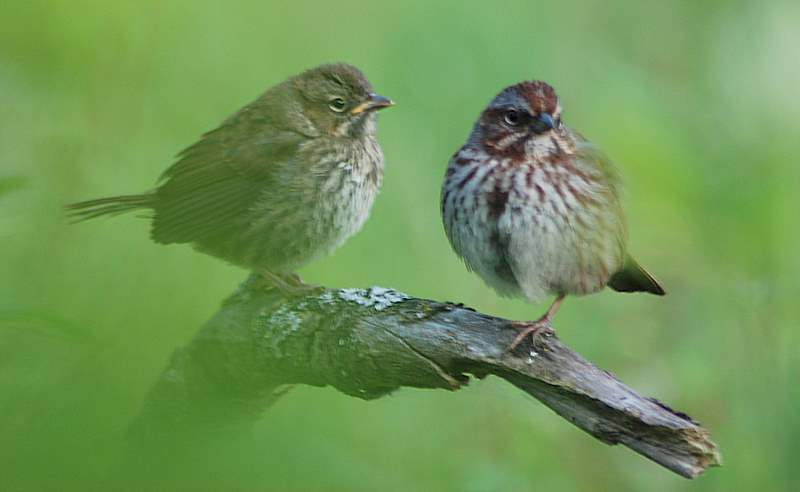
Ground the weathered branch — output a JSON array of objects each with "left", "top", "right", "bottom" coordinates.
[{"left": 131, "top": 274, "right": 720, "bottom": 479}]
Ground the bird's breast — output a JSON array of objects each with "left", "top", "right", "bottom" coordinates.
[
  {"left": 442, "top": 151, "right": 625, "bottom": 300},
  {"left": 311, "top": 136, "right": 383, "bottom": 252},
  {"left": 241, "top": 136, "right": 383, "bottom": 272}
]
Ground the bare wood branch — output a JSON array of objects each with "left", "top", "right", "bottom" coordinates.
[{"left": 131, "top": 274, "right": 721, "bottom": 479}]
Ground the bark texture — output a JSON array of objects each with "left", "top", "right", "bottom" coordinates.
[{"left": 131, "top": 274, "right": 721, "bottom": 479}]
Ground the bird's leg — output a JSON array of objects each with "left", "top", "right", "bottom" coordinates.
[
  {"left": 259, "top": 269, "right": 295, "bottom": 291},
  {"left": 258, "top": 269, "right": 323, "bottom": 296},
  {"left": 283, "top": 272, "right": 325, "bottom": 294},
  {"left": 508, "top": 294, "right": 566, "bottom": 351},
  {"left": 283, "top": 273, "right": 308, "bottom": 288}
]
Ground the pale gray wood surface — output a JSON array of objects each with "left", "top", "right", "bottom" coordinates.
[{"left": 132, "top": 274, "right": 720, "bottom": 479}]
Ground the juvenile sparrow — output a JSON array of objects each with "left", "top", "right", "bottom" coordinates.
[
  {"left": 68, "top": 63, "right": 393, "bottom": 289},
  {"left": 441, "top": 81, "right": 664, "bottom": 349}
]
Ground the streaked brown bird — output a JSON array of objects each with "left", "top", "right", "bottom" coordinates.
[
  {"left": 68, "top": 63, "right": 393, "bottom": 289},
  {"left": 441, "top": 80, "right": 664, "bottom": 349}
]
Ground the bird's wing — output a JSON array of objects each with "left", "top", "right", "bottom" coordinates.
[
  {"left": 570, "top": 133, "right": 665, "bottom": 296},
  {"left": 569, "top": 134, "right": 626, "bottom": 229},
  {"left": 569, "top": 132, "right": 623, "bottom": 197},
  {"left": 568, "top": 133, "right": 630, "bottom": 272},
  {"left": 151, "top": 119, "right": 303, "bottom": 245}
]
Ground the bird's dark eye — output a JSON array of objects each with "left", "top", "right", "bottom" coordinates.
[
  {"left": 503, "top": 109, "right": 520, "bottom": 126},
  {"left": 329, "top": 97, "right": 347, "bottom": 113}
]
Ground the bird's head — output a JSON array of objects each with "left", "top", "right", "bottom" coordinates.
[
  {"left": 291, "top": 63, "right": 393, "bottom": 138},
  {"left": 472, "top": 80, "right": 565, "bottom": 161}
]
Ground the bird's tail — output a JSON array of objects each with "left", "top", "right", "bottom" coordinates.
[
  {"left": 608, "top": 256, "right": 666, "bottom": 296},
  {"left": 66, "top": 193, "right": 153, "bottom": 222}
]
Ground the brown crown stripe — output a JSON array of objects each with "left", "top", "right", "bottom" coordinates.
[{"left": 512, "top": 80, "right": 559, "bottom": 114}]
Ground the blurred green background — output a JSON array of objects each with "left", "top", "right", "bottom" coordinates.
[{"left": 2, "top": 0, "right": 799, "bottom": 490}]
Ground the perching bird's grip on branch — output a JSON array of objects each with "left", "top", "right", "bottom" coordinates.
[{"left": 131, "top": 274, "right": 720, "bottom": 479}]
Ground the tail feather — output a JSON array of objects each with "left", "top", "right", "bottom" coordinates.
[
  {"left": 608, "top": 256, "right": 666, "bottom": 296},
  {"left": 66, "top": 194, "right": 153, "bottom": 222}
]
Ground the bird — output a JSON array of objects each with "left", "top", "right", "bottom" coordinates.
[
  {"left": 68, "top": 63, "right": 393, "bottom": 291},
  {"left": 440, "top": 80, "right": 664, "bottom": 350}
]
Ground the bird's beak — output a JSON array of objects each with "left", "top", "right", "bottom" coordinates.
[
  {"left": 537, "top": 112, "right": 555, "bottom": 130},
  {"left": 350, "top": 93, "right": 394, "bottom": 115}
]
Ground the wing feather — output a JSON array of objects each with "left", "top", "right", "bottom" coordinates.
[{"left": 151, "top": 114, "right": 303, "bottom": 245}]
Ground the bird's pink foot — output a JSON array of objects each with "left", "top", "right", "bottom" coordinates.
[{"left": 507, "top": 317, "right": 555, "bottom": 352}]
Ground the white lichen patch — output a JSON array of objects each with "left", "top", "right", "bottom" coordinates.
[
  {"left": 262, "top": 304, "right": 302, "bottom": 332},
  {"left": 337, "top": 286, "right": 410, "bottom": 311},
  {"left": 317, "top": 291, "right": 335, "bottom": 304}
]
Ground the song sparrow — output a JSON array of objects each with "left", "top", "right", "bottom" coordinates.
[
  {"left": 68, "top": 63, "right": 393, "bottom": 289},
  {"left": 441, "top": 81, "right": 664, "bottom": 350}
]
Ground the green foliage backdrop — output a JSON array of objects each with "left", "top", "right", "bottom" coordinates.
[{"left": 1, "top": 1, "right": 798, "bottom": 490}]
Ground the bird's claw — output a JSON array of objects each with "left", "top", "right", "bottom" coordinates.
[
  {"left": 507, "top": 318, "right": 555, "bottom": 353},
  {"left": 259, "top": 271, "right": 324, "bottom": 297}
]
